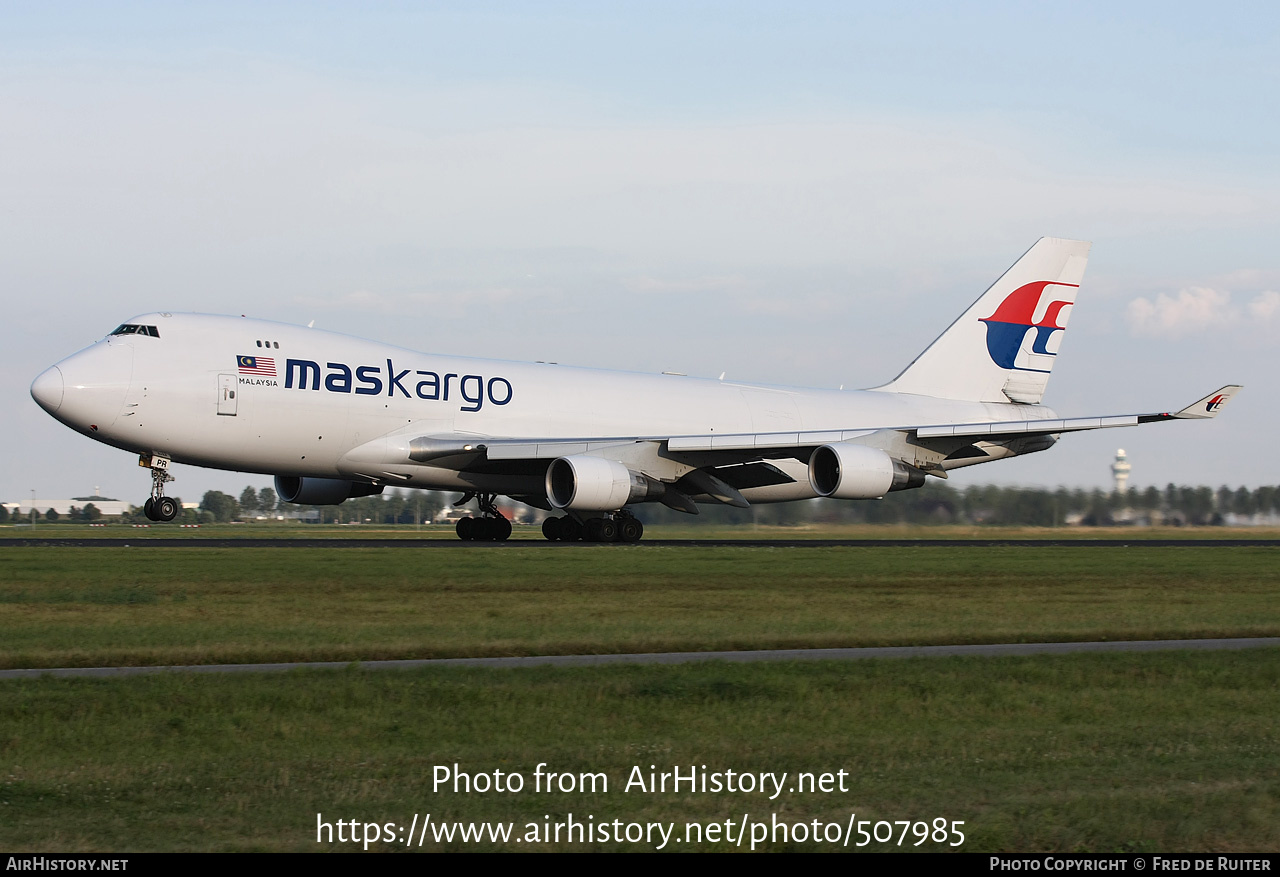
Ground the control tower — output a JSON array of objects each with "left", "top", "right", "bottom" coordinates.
[{"left": 1112, "top": 449, "right": 1131, "bottom": 495}]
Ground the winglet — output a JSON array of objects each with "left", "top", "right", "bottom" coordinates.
[{"left": 1174, "top": 385, "right": 1242, "bottom": 419}]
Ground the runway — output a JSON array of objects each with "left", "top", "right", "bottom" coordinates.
[
  {"left": 4, "top": 637, "right": 1278, "bottom": 679},
  {"left": 6, "top": 537, "right": 1280, "bottom": 548}
]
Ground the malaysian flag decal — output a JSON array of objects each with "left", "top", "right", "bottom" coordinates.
[{"left": 237, "top": 355, "right": 277, "bottom": 376}]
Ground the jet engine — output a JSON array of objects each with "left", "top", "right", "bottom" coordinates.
[
  {"left": 275, "top": 476, "right": 385, "bottom": 506},
  {"left": 545, "top": 455, "right": 666, "bottom": 511},
  {"left": 808, "top": 443, "right": 926, "bottom": 499}
]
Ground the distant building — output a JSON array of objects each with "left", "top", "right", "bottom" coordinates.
[{"left": 3, "top": 496, "right": 132, "bottom": 517}]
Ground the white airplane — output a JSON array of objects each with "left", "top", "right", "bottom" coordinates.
[{"left": 30, "top": 238, "right": 1239, "bottom": 542}]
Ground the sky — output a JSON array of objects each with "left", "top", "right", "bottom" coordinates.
[{"left": 4, "top": 1, "right": 1278, "bottom": 506}]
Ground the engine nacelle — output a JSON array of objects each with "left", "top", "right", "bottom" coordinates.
[
  {"left": 275, "top": 476, "right": 385, "bottom": 506},
  {"left": 808, "top": 443, "right": 926, "bottom": 499},
  {"left": 545, "top": 455, "right": 665, "bottom": 511}
]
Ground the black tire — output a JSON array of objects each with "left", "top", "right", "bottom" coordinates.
[
  {"left": 456, "top": 517, "right": 475, "bottom": 541},
  {"left": 584, "top": 518, "right": 603, "bottom": 542},
  {"left": 493, "top": 517, "right": 512, "bottom": 542},
  {"left": 143, "top": 497, "right": 157, "bottom": 521},
  {"left": 156, "top": 496, "right": 180, "bottom": 522},
  {"left": 542, "top": 516, "right": 562, "bottom": 541},
  {"left": 560, "top": 516, "right": 583, "bottom": 542},
  {"left": 618, "top": 517, "right": 643, "bottom": 543},
  {"left": 597, "top": 518, "right": 619, "bottom": 542}
]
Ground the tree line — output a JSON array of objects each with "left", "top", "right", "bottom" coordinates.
[
  {"left": 0, "top": 503, "right": 104, "bottom": 523},
  {"left": 199, "top": 482, "right": 1280, "bottom": 527},
  {"left": 7, "top": 483, "right": 1279, "bottom": 527}
]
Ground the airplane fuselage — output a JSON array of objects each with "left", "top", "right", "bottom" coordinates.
[{"left": 33, "top": 312, "right": 1051, "bottom": 498}]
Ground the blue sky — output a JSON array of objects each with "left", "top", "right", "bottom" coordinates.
[{"left": 4, "top": 2, "right": 1278, "bottom": 503}]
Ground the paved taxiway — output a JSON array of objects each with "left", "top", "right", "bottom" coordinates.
[{"left": 4, "top": 637, "right": 1278, "bottom": 680}]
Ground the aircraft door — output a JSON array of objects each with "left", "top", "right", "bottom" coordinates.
[{"left": 217, "top": 374, "right": 238, "bottom": 416}]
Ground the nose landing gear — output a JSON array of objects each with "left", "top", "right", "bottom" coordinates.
[
  {"left": 139, "top": 453, "right": 180, "bottom": 522},
  {"left": 454, "top": 492, "right": 512, "bottom": 542}
]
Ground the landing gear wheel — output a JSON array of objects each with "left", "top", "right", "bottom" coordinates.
[
  {"left": 451, "top": 493, "right": 513, "bottom": 542},
  {"left": 542, "top": 517, "right": 562, "bottom": 541},
  {"left": 585, "top": 517, "right": 618, "bottom": 542},
  {"left": 492, "top": 516, "right": 512, "bottom": 542},
  {"left": 618, "top": 517, "right": 643, "bottom": 543},
  {"left": 457, "top": 507, "right": 512, "bottom": 542},
  {"left": 559, "top": 516, "right": 583, "bottom": 542},
  {"left": 141, "top": 455, "right": 176, "bottom": 523},
  {"left": 155, "top": 496, "right": 180, "bottom": 522},
  {"left": 597, "top": 517, "right": 618, "bottom": 542}
]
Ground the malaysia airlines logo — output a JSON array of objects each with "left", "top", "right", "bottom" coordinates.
[
  {"left": 979, "top": 281, "right": 1078, "bottom": 373},
  {"left": 1205, "top": 394, "right": 1227, "bottom": 413},
  {"left": 237, "top": 355, "right": 277, "bottom": 376}
]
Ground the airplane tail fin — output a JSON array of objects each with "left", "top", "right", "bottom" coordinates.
[{"left": 878, "top": 237, "right": 1091, "bottom": 404}]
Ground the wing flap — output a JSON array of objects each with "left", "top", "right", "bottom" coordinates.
[
  {"left": 917, "top": 415, "right": 1137, "bottom": 439},
  {"left": 484, "top": 439, "right": 639, "bottom": 460},
  {"left": 668, "top": 429, "right": 871, "bottom": 453}
]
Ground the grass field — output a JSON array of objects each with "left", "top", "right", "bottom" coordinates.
[
  {"left": 2, "top": 538, "right": 1278, "bottom": 852},
  {"left": 0, "top": 544, "right": 1278, "bottom": 669},
  {"left": 3, "top": 651, "right": 1279, "bottom": 852}
]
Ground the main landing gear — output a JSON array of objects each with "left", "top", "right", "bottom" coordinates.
[
  {"left": 139, "top": 453, "right": 180, "bottom": 522},
  {"left": 542, "top": 510, "right": 643, "bottom": 543},
  {"left": 454, "top": 492, "right": 512, "bottom": 542}
]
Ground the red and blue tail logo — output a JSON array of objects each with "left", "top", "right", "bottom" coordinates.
[
  {"left": 979, "top": 281, "right": 1078, "bottom": 372},
  {"left": 1205, "top": 394, "right": 1226, "bottom": 413}
]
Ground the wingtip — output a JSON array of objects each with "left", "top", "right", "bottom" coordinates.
[{"left": 1175, "top": 385, "right": 1242, "bottom": 419}]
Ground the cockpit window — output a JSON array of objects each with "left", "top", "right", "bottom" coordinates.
[{"left": 111, "top": 324, "right": 160, "bottom": 338}]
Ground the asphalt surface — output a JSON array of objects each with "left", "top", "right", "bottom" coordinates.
[
  {"left": 5, "top": 537, "right": 1280, "bottom": 548},
  {"left": 4, "top": 637, "right": 1278, "bottom": 679}
]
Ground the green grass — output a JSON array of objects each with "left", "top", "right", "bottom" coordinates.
[
  {"left": 0, "top": 546, "right": 1278, "bottom": 669},
  {"left": 4, "top": 542, "right": 1279, "bottom": 852},
  {"left": 3, "top": 650, "right": 1279, "bottom": 851}
]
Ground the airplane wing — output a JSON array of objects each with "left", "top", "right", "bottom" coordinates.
[
  {"left": 405, "top": 384, "right": 1242, "bottom": 458},
  {"left": 339, "top": 385, "right": 1241, "bottom": 505}
]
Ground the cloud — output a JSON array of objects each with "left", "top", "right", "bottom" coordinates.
[
  {"left": 293, "top": 285, "right": 537, "bottom": 320},
  {"left": 1127, "top": 287, "right": 1279, "bottom": 337},
  {"left": 621, "top": 275, "right": 747, "bottom": 294},
  {"left": 1247, "top": 290, "right": 1280, "bottom": 321}
]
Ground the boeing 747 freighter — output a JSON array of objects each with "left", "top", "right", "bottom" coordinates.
[{"left": 30, "top": 238, "right": 1240, "bottom": 541}]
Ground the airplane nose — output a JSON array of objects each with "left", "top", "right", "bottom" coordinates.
[
  {"left": 33, "top": 342, "right": 134, "bottom": 433},
  {"left": 30, "top": 366, "right": 64, "bottom": 414}
]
